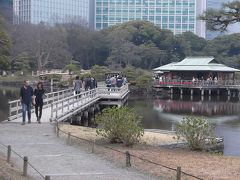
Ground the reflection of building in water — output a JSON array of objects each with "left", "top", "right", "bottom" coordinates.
[{"left": 154, "top": 99, "right": 240, "bottom": 116}]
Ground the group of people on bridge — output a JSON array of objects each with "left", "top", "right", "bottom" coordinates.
[
  {"left": 73, "top": 76, "right": 97, "bottom": 95},
  {"left": 105, "top": 75, "right": 127, "bottom": 90}
]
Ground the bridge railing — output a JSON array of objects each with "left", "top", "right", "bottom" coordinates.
[
  {"left": 50, "top": 89, "right": 99, "bottom": 122},
  {"left": 154, "top": 80, "right": 240, "bottom": 87},
  {"left": 98, "top": 84, "right": 129, "bottom": 99},
  {"left": 8, "top": 88, "right": 73, "bottom": 121},
  {"left": 8, "top": 84, "right": 130, "bottom": 122},
  {"left": 50, "top": 84, "right": 129, "bottom": 122}
]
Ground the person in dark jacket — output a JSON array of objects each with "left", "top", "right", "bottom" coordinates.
[
  {"left": 34, "top": 82, "right": 45, "bottom": 123},
  {"left": 20, "top": 80, "right": 34, "bottom": 125},
  {"left": 74, "top": 76, "right": 82, "bottom": 95}
]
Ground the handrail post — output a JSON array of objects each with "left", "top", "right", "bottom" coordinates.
[
  {"left": 56, "top": 103, "right": 58, "bottom": 118},
  {"left": 68, "top": 99, "right": 70, "bottom": 110},
  {"left": 176, "top": 166, "right": 181, "bottom": 180},
  {"left": 8, "top": 101, "right": 11, "bottom": 121},
  {"left": 23, "top": 156, "right": 28, "bottom": 176},
  {"left": 50, "top": 103, "right": 53, "bottom": 122},
  {"left": 67, "top": 132, "right": 71, "bottom": 145},
  {"left": 57, "top": 124, "right": 59, "bottom": 137},
  {"left": 92, "top": 139, "right": 95, "bottom": 153},
  {"left": 126, "top": 151, "right": 131, "bottom": 167},
  {"left": 62, "top": 101, "right": 64, "bottom": 113},
  {"left": 45, "top": 175, "right": 50, "bottom": 180},
  {"left": 7, "top": 145, "right": 11, "bottom": 162}
]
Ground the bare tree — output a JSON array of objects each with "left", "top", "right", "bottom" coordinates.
[{"left": 11, "top": 24, "right": 72, "bottom": 71}]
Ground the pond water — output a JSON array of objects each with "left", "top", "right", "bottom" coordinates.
[
  {"left": 1, "top": 87, "right": 240, "bottom": 156},
  {"left": 128, "top": 94, "right": 240, "bottom": 156}
]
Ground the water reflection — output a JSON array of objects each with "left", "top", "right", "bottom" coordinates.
[
  {"left": 154, "top": 97, "right": 240, "bottom": 116},
  {"left": 128, "top": 95, "right": 240, "bottom": 156}
]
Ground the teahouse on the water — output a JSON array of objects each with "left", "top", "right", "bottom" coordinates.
[{"left": 153, "top": 57, "right": 240, "bottom": 81}]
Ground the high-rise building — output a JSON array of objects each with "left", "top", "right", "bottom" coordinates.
[
  {"left": 0, "top": 0, "right": 13, "bottom": 23},
  {"left": 95, "top": 0, "right": 206, "bottom": 38},
  {"left": 13, "top": 0, "right": 91, "bottom": 27}
]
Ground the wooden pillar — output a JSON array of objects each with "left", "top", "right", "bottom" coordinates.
[
  {"left": 84, "top": 111, "right": 89, "bottom": 127},
  {"left": 201, "top": 95, "right": 204, "bottom": 101},
  {"left": 228, "top": 89, "right": 231, "bottom": 96},
  {"left": 217, "top": 89, "right": 220, "bottom": 96},
  {"left": 208, "top": 95, "right": 211, "bottom": 101},
  {"left": 190, "top": 89, "right": 193, "bottom": 96},
  {"left": 77, "top": 116, "right": 82, "bottom": 125},
  {"left": 170, "top": 88, "right": 173, "bottom": 94},
  {"left": 201, "top": 89, "right": 204, "bottom": 96},
  {"left": 180, "top": 89, "right": 183, "bottom": 95},
  {"left": 209, "top": 89, "right": 211, "bottom": 96}
]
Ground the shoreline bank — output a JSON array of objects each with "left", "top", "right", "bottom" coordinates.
[{"left": 59, "top": 124, "right": 240, "bottom": 179}]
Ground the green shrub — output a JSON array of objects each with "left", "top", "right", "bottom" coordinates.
[
  {"left": 46, "top": 74, "right": 62, "bottom": 81},
  {"left": 96, "top": 107, "right": 144, "bottom": 146},
  {"left": 135, "top": 74, "right": 153, "bottom": 92},
  {"left": 91, "top": 65, "right": 110, "bottom": 81},
  {"left": 175, "top": 116, "right": 215, "bottom": 150}
]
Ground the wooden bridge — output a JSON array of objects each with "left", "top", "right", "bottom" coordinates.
[{"left": 8, "top": 84, "right": 130, "bottom": 123}]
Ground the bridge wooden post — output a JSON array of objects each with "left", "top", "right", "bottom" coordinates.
[
  {"left": 180, "top": 89, "right": 183, "bottom": 95},
  {"left": 227, "top": 89, "right": 231, "bottom": 96},
  {"left": 68, "top": 99, "right": 70, "bottom": 110},
  {"left": 8, "top": 101, "right": 11, "bottom": 121},
  {"left": 84, "top": 111, "right": 89, "bottom": 127},
  {"left": 209, "top": 89, "right": 211, "bottom": 96},
  {"left": 190, "top": 89, "right": 193, "bottom": 96},
  {"left": 56, "top": 103, "right": 58, "bottom": 118},
  {"left": 217, "top": 89, "right": 220, "bottom": 96},
  {"left": 62, "top": 101, "right": 64, "bottom": 113},
  {"left": 201, "top": 89, "right": 204, "bottom": 96},
  {"left": 50, "top": 103, "right": 53, "bottom": 122},
  {"left": 208, "top": 95, "right": 211, "bottom": 101}
]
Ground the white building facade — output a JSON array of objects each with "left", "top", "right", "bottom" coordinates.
[
  {"left": 95, "top": 0, "right": 206, "bottom": 38},
  {"left": 13, "top": 0, "right": 90, "bottom": 26}
]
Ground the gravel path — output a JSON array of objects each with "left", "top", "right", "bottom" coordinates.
[{"left": 0, "top": 122, "right": 156, "bottom": 180}]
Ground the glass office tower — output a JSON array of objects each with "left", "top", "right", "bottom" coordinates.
[
  {"left": 95, "top": 0, "right": 206, "bottom": 38},
  {"left": 13, "top": 0, "right": 90, "bottom": 26}
]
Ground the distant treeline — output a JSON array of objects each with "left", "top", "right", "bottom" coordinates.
[{"left": 0, "top": 12, "right": 240, "bottom": 72}]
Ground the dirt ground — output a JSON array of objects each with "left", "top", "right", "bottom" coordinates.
[
  {"left": 59, "top": 124, "right": 240, "bottom": 180},
  {"left": 0, "top": 153, "right": 32, "bottom": 180}
]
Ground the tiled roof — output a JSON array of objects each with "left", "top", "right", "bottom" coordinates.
[{"left": 153, "top": 57, "right": 240, "bottom": 72}]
